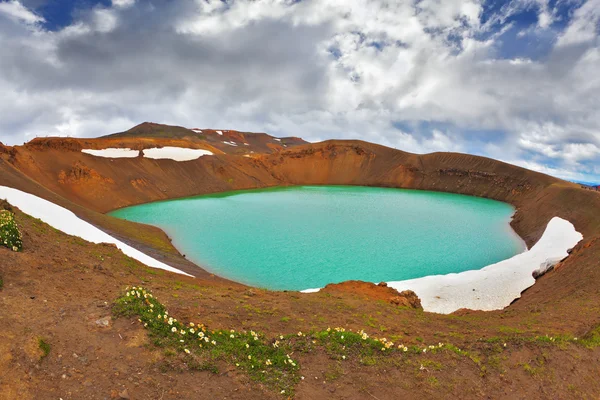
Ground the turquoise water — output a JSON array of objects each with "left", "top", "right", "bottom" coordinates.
[{"left": 110, "top": 186, "right": 525, "bottom": 290}]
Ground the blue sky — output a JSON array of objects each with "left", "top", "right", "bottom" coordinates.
[{"left": 0, "top": 0, "right": 599, "bottom": 183}]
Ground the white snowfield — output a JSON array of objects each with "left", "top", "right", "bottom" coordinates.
[
  {"left": 82, "top": 147, "right": 213, "bottom": 162},
  {"left": 303, "top": 217, "right": 582, "bottom": 314},
  {"left": 216, "top": 130, "right": 223, "bottom": 135},
  {"left": 0, "top": 186, "right": 192, "bottom": 277},
  {"left": 223, "top": 141, "right": 238, "bottom": 146},
  {"left": 191, "top": 128, "right": 203, "bottom": 133},
  {"left": 82, "top": 148, "right": 139, "bottom": 158},
  {"left": 143, "top": 147, "right": 213, "bottom": 161}
]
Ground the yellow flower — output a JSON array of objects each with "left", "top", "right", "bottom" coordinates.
[{"left": 184, "top": 349, "right": 190, "bottom": 354}]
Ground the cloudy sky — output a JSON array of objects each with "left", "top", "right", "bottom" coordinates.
[{"left": 1, "top": 0, "right": 599, "bottom": 182}]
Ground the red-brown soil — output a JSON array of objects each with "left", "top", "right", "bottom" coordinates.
[{"left": 1, "top": 130, "right": 600, "bottom": 399}]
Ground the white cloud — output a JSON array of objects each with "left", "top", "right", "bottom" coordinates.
[
  {"left": 557, "top": 0, "right": 600, "bottom": 46},
  {"left": 93, "top": 8, "right": 118, "bottom": 33},
  {"left": 0, "top": 0, "right": 43, "bottom": 24},
  {"left": 112, "top": 0, "right": 135, "bottom": 9}
]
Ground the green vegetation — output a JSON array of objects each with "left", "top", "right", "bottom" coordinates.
[
  {"left": 38, "top": 338, "right": 51, "bottom": 359},
  {"left": 113, "top": 287, "right": 301, "bottom": 395},
  {"left": 0, "top": 210, "right": 22, "bottom": 252},
  {"left": 581, "top": 325, "right": 600, "bottom": 348}
]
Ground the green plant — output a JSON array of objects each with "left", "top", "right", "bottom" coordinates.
[
  {"left": 0, "top": 210, "right": 22, "bottom": 252},
  {"left": 38, "top": 338, "right": 51, "bottom": 359}
]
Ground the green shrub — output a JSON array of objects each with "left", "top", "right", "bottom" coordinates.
[{"left": 0, "top": 210, "right": 22, "bottom": 252}]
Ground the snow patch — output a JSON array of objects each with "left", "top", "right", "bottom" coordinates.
[
  {"left": 82, "top": 148, "right": 139, "bottom": 158},
  {"left": 143, "top": 147, "right": 213, "bottom": 161},
  {"left": 243, "top": 143, "right": 250, "bottom": 146},
  {"left": 216, "top": 130, "right": 223, "bottom": 135},
  {"left": 0, "top": 186, "right": 192, "bottom": 277},
  {"left": 191, "top": 128, "right": 203, "bottom": 133},
  {"left": 302, "top": 217, "right": 582, "bottom": 314},
  {"left": 223, "top": 141, "right": 238, "bottom": 146},
  {"left": 273, "top": 138, "right": 281, "bottom": 142}
]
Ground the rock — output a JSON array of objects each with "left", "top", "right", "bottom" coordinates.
[
  {"left": 95, "top": 316, "right": 112, "bottom": 328},
  {"left": 321, "top": 280, "right": 423, "bottom": 309},
  {"left": 119, "top": 389, "right": 130, "bottom": 399},
  {"left": 391, "top": 291, "right": 422, "bottom": 309},
  {"left": 532, "top": 257, "right": 562, "bottom": 279}
]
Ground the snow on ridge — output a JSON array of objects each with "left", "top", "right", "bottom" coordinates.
[
  {"left": 302, "top": 217, "right": 582, "bottom": 314},
  {"left": 143, "top": 147, "right": 213, "bottom": 161},
  {"left": 191, "top": 128, "right": 203, "bottom": 133},
  {"left": 273, "top": 138, "right": 281, "bottom": 142},
  {"left": 0, "top": 186, "right": 192, "bottom": 277},
  {"left": 82, "top": 148, "right": 139, "bottom": 158},
  {"left": 216, "top": 130, "right": 223, "bottom": 135}
]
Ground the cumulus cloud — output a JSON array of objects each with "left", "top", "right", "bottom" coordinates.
[
  {"left": 0, "top": 0, "right": 599, "bottom": 182},
  {"left": 0, "top": 0, "right": 43, "bottom": 24}
]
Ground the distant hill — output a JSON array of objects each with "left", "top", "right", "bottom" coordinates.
[{"left": 104, "top": 122, "right": 308, "bottom": 154}]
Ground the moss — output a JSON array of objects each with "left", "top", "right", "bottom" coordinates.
[{"left": 38, "top": 338, "right": 51, "bottom": 359}]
